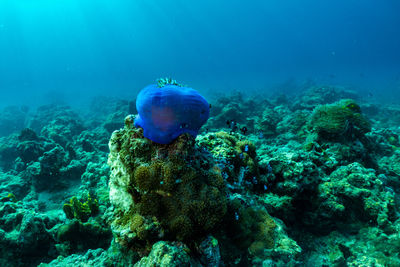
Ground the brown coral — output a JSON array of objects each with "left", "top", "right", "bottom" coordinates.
[{"left": 108, "top": 124, "right": 228, "bottom": 250}]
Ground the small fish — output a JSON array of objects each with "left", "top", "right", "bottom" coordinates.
[
  {"left": 258, "top": 131, "right": 264, "bottom": 139},
  {"left": 234, "top": 212, "right": 239, "bottom": 221},
  {"left": 227, "top": 120, "right": 238, "bottom": 132},
  {"left": 266, "top": 162, "right": 272, "bottom": 173},
  {"left": 240, "top": 126, "right": 248, "bottom": 135},
  {"left": 263, "top": 184, "right": 268, "bottom": 191},
  {"left": 244, "top": 144, "right": 249, "bottom": 152},
  {"left": 239, "top": 153, "right": 244, "bottom": 159},
  {"left": 155, "top": 190, "right": 172, "bottom": 197},
  {"left": 180, "top": 123, "right": 189, "bottom": 129}
]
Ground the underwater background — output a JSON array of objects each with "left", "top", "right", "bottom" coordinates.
[
  {"left": 1, "top": 0, "right": 400, "bottom": 107},
  {"left": 1, "top": 0, "right": 400, "bottom": 266}
]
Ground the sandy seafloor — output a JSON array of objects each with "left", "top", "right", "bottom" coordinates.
[{"left": 0, "top": 84, "right": 400, "bottom": 267}]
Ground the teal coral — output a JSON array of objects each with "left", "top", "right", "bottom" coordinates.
[
  {"left": 256, "top": 106, "right": 281, "bottom": 137},
  {"left": 308, "top": 99, "right": 371, "bottom": 141},
  {"left": 56, "top": 219, "right": 112, "bottom": 255},
  {"left": 301, "top": 223, "right": 400, "bottom": 266},
  {"left": 134, "top": 241, "right": 191, "bottom": 267},
  {"left": 317, "top": 162, "right": 396, "bottom": 228}
]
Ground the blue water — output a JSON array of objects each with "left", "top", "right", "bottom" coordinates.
[{"left": 1, "top": 0, "right": 399, "bottom": 106}]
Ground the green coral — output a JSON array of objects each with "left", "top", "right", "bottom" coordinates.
[
  {"left": 308, "top": 99, "right": 371, "bottom": 141},
  {"left": 227, "top": 200, "right": 277, "bottom": 257},
  {"left": 197, "top": 131, "right": 260, "bottom": 184},
  {"left": 317, "top": 163, "right": 396, "bottom": 229},
  {"left": 255, "top": 107, "right": 280, "bottom": 136},
  {"left": 217, "top": 196, "right": 301, "bottom": 265},
  {"left": 301, "top": 224, "right": 400, "bottom": 266},
  {"left": 62, "top": 194, "right": 99, "bottom": 223}
]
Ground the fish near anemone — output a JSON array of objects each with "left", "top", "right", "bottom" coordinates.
[{"left": 134, "top": 83, "right": 210, "bottom": 144}]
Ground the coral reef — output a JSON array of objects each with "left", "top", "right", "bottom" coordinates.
[
  {"left": 28, "top": 104, "right": 82, "bottom": 135},
  {"left": 0, "top": 198, "right": 57, "bottom": 266},
  {"left": 1, "top": 84, "right": 400, "bottom": 266},
  {"left": 255, "top": 106, "right": 283, "bottom": 137},
  {"left": 108, "top": 113, "right": 301, "bottom": 265},
  {"left": 298, "top": 220, "right": 400, "bottom": 266},
  {"left": 38, "top": 248, "right": 112, "bottom": 267},
  {"left": 55, "top": 219, "right": 111, "bottom": 255},
  {"left": 197, "top": 131, "right": 260, "bottom": 189},
  {"left": 0, "top": 103, "right": 112, "bottom": 266},
  {"left": 315, "top": 163, "right": 397, "bottom": 230},
  {"left": 134, "top": 241, "right": 191, "bottom": 267},
  {"left": 108, "top": 116, "right": 227, "bottom": 252},
  {"left": 308, "top": 99, "right": 371, "bottom": 142},
  {"left": 292, "top": 85, "right": 359, "bottom": 110},
  {"left": 205, "top": 91, "right": 268, "bottom": 132},
  {"left": 62, "top": 194, "right": 99, "bottom": 222}
]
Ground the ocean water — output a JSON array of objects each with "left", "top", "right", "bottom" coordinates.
[
  {"left": 1, "top": 1, "right": 400, "bottom": 266},
  {"left": 1, "top": 0, "right": 400, "bottom": 107}
]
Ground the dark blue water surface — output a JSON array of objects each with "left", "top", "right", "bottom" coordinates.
[{"left": 0, "top": 0, "right": 399, "bottom": 106}]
